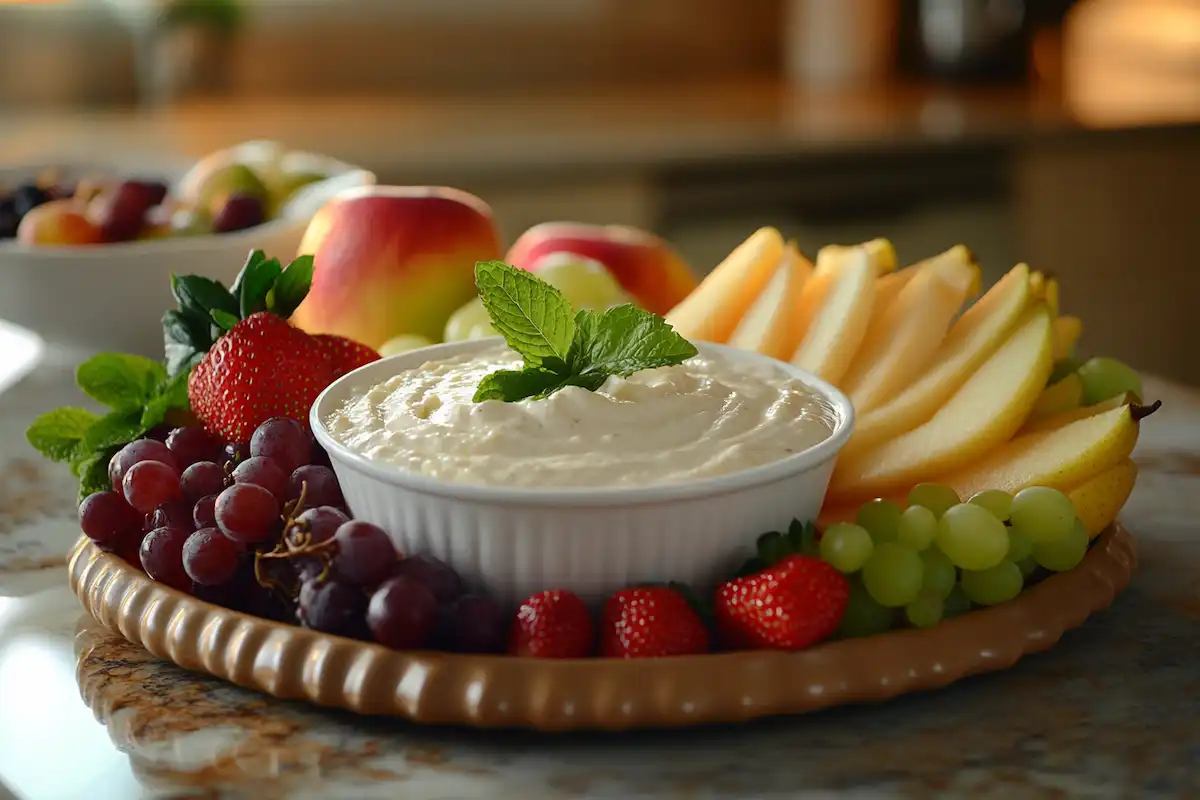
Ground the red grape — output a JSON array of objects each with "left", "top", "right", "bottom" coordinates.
[
  {"left": 389, "top": 554, "right": 463, "bottom": 604},
  {"left": 110, "top": 439, "right": 176, "bottom": 490},
  {"left": 232, "top": 456, "right": 288, "bottom": 502},
  {"left": 181, "top": 460, "right": 227, "bottom": 503},
  {"left": 193, "top": 494, "right": 218, "bottom": 529},
  {"left": 182, "top": 527, "right": 241, "bottom": 586},
  {"left": 299, "top": 577, "right": 366, "bottom": 635},
  {"left": 78, "top": 490, "right": 142, "bottom": 549},
  {"left": 438, "top": 595, "right": 506, "bottom": 654},
  {"left": 215, "top": 483, "right": 279, "bottom": 545},
  {"left": 123, "top": 460, "right": 182, "bottom": 514},
  {"left": 166, "top": 426, "right": 222, "bottom": 467},
  {"left": 332, "top": 521, "right": 397, "bottom": 587},
  {"left": 148, "top": 499, "right": 196, "bottom": 533},
  {"left": 367, "top": 575, "right": 437, "bottom": 650},
  {"left": 311, "top": 444, "right": 333, "bottom": 469},
  {"left": 290, "top": 506, "right": 348, "bottom": 544},
  {"left": 94, "top": 181, "right": 156, "bottom": 242},
  {"left": 139, "top": 526, "right": 191, "bottom": 591},
  {"left": 250, "top": 417, "right": 312, "bottom": 474},
  {"left": 212, "top": 194, "right": 266, "bottom": 233},
  {"left": 288, "top": 465, "right": 344, "bottom": 509}
]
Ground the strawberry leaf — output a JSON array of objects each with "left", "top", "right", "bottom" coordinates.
[
  {"left": 171, "top": 274, "right": 238, "bottom": 321},
  {"left": 269, "top": 255, "right": 314, "bottom": 319},
  {"left": 210, "top": 309, "right": 240, "bottom": 331},
  {"left": 234, "top": 251, "right": 283, "bottom": 318},
  {"left": 163, "top": 309, "right": 212, "bottom": 378}
]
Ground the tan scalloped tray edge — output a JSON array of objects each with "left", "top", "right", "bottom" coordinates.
[{"left": 68, "top": 524, "right": 1137, "bottom": 732}]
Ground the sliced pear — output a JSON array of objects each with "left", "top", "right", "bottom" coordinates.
[
  {"left": 790, "top": 245, "right": 877, "bottom": 384},
  {"left": 821, "top": 238, "right": 896, "bottom": 276},
  {"left": 1030, "top": 270, "right": 1046, "bottom": 301},
  {"left": 874, "top": 265, "right": 918, "bottom": 310},
  {"left": 1045, "top": 277, "right": 1060, "bottom": 316},
  {"left": 726, "top": 242, "right": 813, "bottom": 360},
  {"left": 1053, "top": 315, "right": 1082, "bottom": 360},
  {"left": 1067, "top": 458, "right": 1138, "bottom": 538},
  {"left": 1030, "top": 372, "right": 1085, "bottom": 417},
  {"left": 1019, "top": 391, "right": 1138, "bottom": 435},
  {"left": 828, "top": 304, "right": 1054, "bottom": 503},
  {"left": 664, "top": 227, "right": 785, "bottom": 343},
  {"left": 942, "top": 401, "right": 1159, "bottom": 501},
  {"left": 842, "top": 264, "right": 1032, "bottom": 458},
  {"left": 840, "top": 249, "right": 980, "bottom": 413}
]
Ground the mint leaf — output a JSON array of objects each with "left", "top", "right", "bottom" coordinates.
[
  {"left": 472, "top": 367, "right": 566, "bottom": 403},
  {"left": 76, "top": 354, "right": 166, "bottom": 410},
  {"left": 77, "top": 410, "right": 144, "bottom": 457},
  {"left": 474, "top": 261, "right": 574, "bottom": 369},
  {"left": 141, "top": 370, "right": 191, "bottom": 428},
  {"left": 76, "top": 449, "right": 118, "bottom": 503},
  {"left": 26, "top": 407, "right": 100, "bottom": 461},
  {"left": 270, "top": 255, "right": 314, "bottom": 318},
  {"left": 570, "top": 305, "right": 697, "bottom": 380}
]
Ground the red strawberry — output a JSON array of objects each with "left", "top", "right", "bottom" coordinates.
[
  {"left": 509, "top": 589, "right": 595, "bottom": 658},
  {"left": 714, "top": 555, "right": 849, "bottom": 651},
  {"left": 600, "top": 586, "right": 709, "bottom": 659},
  {"left": 188, "top": 312, "right": 335, "bottom": 443},
  {"left": 311, "top": 334, "right": 380, "bottom": 378}
]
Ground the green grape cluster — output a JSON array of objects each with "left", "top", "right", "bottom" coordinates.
[{"left": 826, "top": 482, "right": 1091, "bottom": 638}]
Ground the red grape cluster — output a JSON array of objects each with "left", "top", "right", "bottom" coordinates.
[{"left": 78, "top": 416, "right": 506, "bottom": 653}]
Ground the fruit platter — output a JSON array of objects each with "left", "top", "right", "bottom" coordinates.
[{"left": 31, "top": 185, "right": 1152, "bottom": 730}]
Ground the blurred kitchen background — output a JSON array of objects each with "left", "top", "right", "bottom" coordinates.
[{"left": 1, "top": 0, "right": 1198, "bottom": 383}]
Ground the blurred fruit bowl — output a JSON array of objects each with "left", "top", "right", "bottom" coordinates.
[{"left": 0, "top": 141, "right": 375, "bottom": 357}]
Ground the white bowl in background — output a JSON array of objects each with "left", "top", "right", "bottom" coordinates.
[
  {"left": 0, "top": 147, "right": 375, "bottom": 358},
  {"left": 311, "top": 339, "right": 855, "bottom": 607}
]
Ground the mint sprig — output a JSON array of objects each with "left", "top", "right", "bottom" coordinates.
[
  {"left": 471, "top": 261, "right": 698, "bottom": 402},
  {"left": 25, "top": 354, "right": 192, "bottom": 502},
  {"left": 163, "top": 249, "right": 315, "bottom": 376}
]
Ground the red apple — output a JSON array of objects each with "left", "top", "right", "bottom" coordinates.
[
  {"left": 505, "top": 222, "right": 697, "bottom": 316},
  {"left": 16, "top": 199, "right": 103, "bottom": 246},
  {"left": 291, "top": 186, "right": 503, "bottom": 348}
]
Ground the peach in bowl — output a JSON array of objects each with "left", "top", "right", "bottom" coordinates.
[
  {"left": 0, "top": 141, "right": 374, "bottom": 357},
  {"left": 311, "top": 324, "right": 854, "bottom": 606}
]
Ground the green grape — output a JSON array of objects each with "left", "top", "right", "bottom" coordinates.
[
  {"left": 943, "top": 584, "right": 972, "bottom": 617},
  {"left": 1017, "top": 555, "right": 1040, "bottom": 577},
  {"left": 896, "top": 505, "right": 937, "bottom": 551},
  {"left": 905, "top": 592, "right": 944, "bottom": 629},
  {"left": 534, "top": 253, "right": 630, "bottom": 310},
  {"left": 443, "top": 298, "right": 497, "bottom": 342},
  {"left": 1010, "top": 486, "right": 1077, "bottom": 543},
  {"left": 836, "top": 577, "right": 896, "bottom": 638},
  {"left": 960, "top": 560, "right": 1024, "bottom": 606},
  {"left": 1031, "top": 518, "right": 1089, "bottom": 572},
  {"left": 856, "top": 499, "right": 902, "bottom": 542},
  {"left": 1077, "top": 356, "right": 1142, "bottom": 405},
  {"left": 861, "top": 542, "right": 924, "bottom": 608},
  {"left": 1006, "top": 526, "right": 1034, "bottom": 563},
  {"left": 819, "top": 523, "right": 874, "bottom": 574},
  {"left": 935, "top": 503, "right": 1010, "bottom": 571},
  {"left": 907, "top": 483, "right": 961, "bottom": 519},
  {"left": 920, "top": 547, "right": 957, "bottom": 599},
  {"left": 378, "top": 334, "right": 434, "bottom": 357},
  {"left": 1048, "top": 356, "right": 1083, "bottom": 385},
  {"left": 969, "top": 489, "right": 1013, "bottom": 522}
]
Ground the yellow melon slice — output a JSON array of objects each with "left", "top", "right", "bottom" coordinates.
[
  {"left": 726, "top": 242, "right": 813, "bottom": 360},
  {"left": 1029, "top": 372, "right": 1085, "bottom": 417},
  {"left": 664, "top": 227, "right": 785, "bottom": 343},
  {"left": 789, "top": 245, "right": 877, "bottom": 384},
  {"left": 1019, "top": 391, "right": 1138, "bottom": 435},
  {"left": 1053, "top": 315, "right": 1082, "bottom": 360},
  {"left": 821, "top": 238, "right": 897, "bottom": 276},
  {"left": 839, "top": 249, "right": 980, "bottom": 413},
  {"left": 841, "top": 264, "right": 1032, "bottom": 457},
  {"left": 828, "top": 304, "right": 1054, "bottom": 503},
  {"left": 1045, "top": 277, "right": 1060, "bottom": 316}
]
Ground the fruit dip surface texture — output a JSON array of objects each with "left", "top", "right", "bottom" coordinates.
[{"left": 324, "top": 344, "right": 838, "bottom": 488}]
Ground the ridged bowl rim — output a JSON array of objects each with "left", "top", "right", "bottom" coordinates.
[{"left": 68, "top": 524, "right": 1136, "bottom": 732}]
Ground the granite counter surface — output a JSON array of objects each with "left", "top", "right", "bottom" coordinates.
[{"left": 1, "top": 348, "right": 1197, "bottom": 799}]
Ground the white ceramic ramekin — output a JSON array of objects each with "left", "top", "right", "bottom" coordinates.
[{"left": 311, "top": 339, "right": 854, "bottom": 606}]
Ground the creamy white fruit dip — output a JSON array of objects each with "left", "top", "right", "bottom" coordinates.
[{"left": 324, "top": 344, "right": 837, "bottom": 489}]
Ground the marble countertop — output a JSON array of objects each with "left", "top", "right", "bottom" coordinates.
[
  {"left": 1, "top": 346, "right": 1198, "bottom": 799},
  {"left": 3, "top": 80, "right": 1199, "bottom": 184}
]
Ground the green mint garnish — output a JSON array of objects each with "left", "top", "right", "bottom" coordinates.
[
  {"left": 471, "top": 260, "right": 698, "bottom": 402},
  {"left": 163, "top": 249, "right": 314, "bottom": 377},
  {"left": 25, "top": 353, "right": 193, "bottom": 502}
]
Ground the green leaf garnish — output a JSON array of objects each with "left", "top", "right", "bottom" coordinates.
[
  {"left": 471, "top": 261, "right": 698, "bottom": 403},
  {"left": 25, "top": 407, "right": 100, "bottom": 462},
  {"left": 76, "top": 354, "right": 166, "bottom": 411},
  {"left": 270, "top": 254, "right": 315, "bottom": 318}
]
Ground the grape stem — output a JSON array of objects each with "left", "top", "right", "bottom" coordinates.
[{"left": 252, "top": 480, "right": 339, "bottom": 592}]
